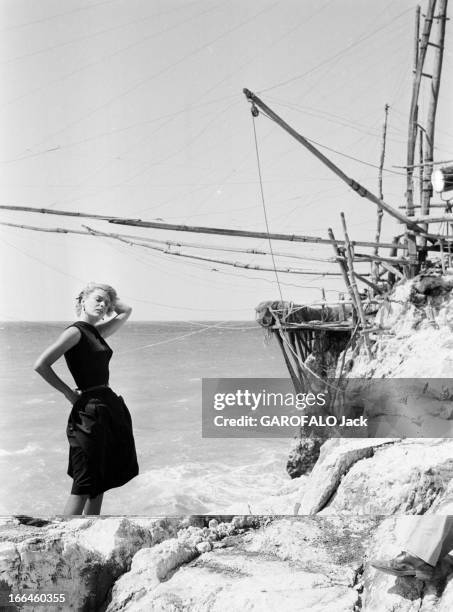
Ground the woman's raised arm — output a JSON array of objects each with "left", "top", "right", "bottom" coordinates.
[
  {"left": 34, "top": 327, "right": 81, "bottom": 404},
  {"left": 96, "top": 299, "right": 132, "bottom": 338}
]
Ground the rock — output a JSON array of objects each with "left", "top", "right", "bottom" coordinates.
[
  {"left": 177, "top": 525, "right": 205, "bottom": 547},
  {"left": 297, "top": 438, "right": 399, "bottom": 514},
  {"left": 13, "top": 516, "right": 52, "bottom": 528},
  {"left": 428, "top": 477, "right": 453, "bottom": 513},
  {"left": 321, "top": 440, "right": 453, "bottom": 515},
  {"left": 348, "top": 278, "right": 453, "bottom": 379},
  {"left": 3, "top": 515, "right": 453, "bottom": 611},
  {"left": 230, "top": 516, "right": 257, "bottom": 530},
  {"left": 195, "top": 541, "right": 212, "bottom": 554},
  {"left": 411, "top": 276, "right": 453, "bottom": 301},
  {"left": 438, "top": 574, "right": 453, "bottom": 611},
  {"left": 363, "top": 516, "right": 426, "bottom": 611},
  {"left": 177, "top": 516, "right": 206, "bottom": 529},
  {"left": 107, "top": 516, "right": 377, "bottom": 612},
  {"left": 106, "top": 540, "right": 198, "bottom": 611},
  {"left": 286, "top": 436, "right": 323, "bottom": 478},
  {"left": 0, "top": 517, "right": 179, "bottom": 612}
]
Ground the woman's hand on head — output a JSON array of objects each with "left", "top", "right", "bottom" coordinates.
[
  {"left": 112, "top": 299, "right": 132, "bottom": 315},
  {"left": 96, "top": 299, "right": 132, "bottom": 338}
]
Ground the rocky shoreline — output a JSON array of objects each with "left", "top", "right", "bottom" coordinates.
[{"left": 1, "top": 515, "right": 453, "bottom": 611}]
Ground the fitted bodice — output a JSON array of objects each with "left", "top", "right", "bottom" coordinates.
[{"left": 64, "top": 321, "right": 113, "bottom": 390}]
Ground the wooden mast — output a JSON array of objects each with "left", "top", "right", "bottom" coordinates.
[
  {"left": 406, "top": 1, "right": 436, "bottom": 271},
  {"left": 420, "top": 0, "right": 449, "bottom": 247}
]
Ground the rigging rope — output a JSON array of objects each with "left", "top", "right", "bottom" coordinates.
[
  {"left": 251, "top": 111, "right": 284, "bottom": 302},
  {"left": 258, "top": 107, "right": 407, "bottom": 177},
  {"left": 116, "top": 321, "right": 229, "bottom": 355}
]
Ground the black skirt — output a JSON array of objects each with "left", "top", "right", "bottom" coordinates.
[{"left": 66, "top": 387, "right": 139, "bottom": 498}]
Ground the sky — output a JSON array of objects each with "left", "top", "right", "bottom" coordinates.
[{"left": 0, "top": 0, "right": 452, "bottom": 320}]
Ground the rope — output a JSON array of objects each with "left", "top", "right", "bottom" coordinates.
[
  {"left": 251, "top": 113, "right": 284, "bottom": 302},
  {"left": 258, "top": 108, "right": 407, "bottom": 176},
  {"left": 185, "top": 320, "right": 261, "bottom": 330},
  {"left": 116, "top": 321, "right": 227, "bottom": 355},
  {"left": 257, "top": 4, "right": 413, "bottom": 94}
]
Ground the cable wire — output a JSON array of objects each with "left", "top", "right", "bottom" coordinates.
[{"left": 251, "top": 114, "right": 284, "bottom": 301}]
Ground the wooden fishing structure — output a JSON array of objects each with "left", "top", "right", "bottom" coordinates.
[
  {"left": 245, "top": 0, "right": 451, "bottom": 394},
  {"left": 0, "top": 1, "right": 451, "bottom": 396}
]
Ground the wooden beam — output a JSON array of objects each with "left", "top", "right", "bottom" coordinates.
[
  {"left": 243, "top": 89, "right": 427, "bottom": 233},
  {"left": 328, "top": 227, "right": 358, "bottom": 322},
  {"left": 84, "top": 225, "right": 348, "bottom": 276},
  {"left": 402, "top": 214, "right": 453, "bottom": 224},
  {"left": 0, "top": 205, "right": 406, "bottom": 250},
  {"left": 374, "top": 103, "right": 389, "bottom": 260},
  {"left": 398, "top": 203, "right": 450, "bottom": 208},
  {"left": 341, "top": 213, "right": 372, "bottom": 358},
  {"left": 379, "top": 261, "right": 405, "bottom": 280},
  {"left": 353, "top": 272, "right": 383, "bottom": 294},
  {"left": 272, "top": 322, "right": 355, "bottom": 331},
  {"left": 353, "top": 252, "right": 408, "bottom": 265},
  {"left": 406, "top": 1, "right": 436, "bottom": 216}
]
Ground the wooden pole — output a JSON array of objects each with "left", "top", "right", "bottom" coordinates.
[
  {"left": 375, "top": 103, "right": 389, "bottom": 259},
  {"left": 406, "top": 1, "right": 437, "bottom": 269},
  {"left": 341, "top": 213, "right": 372, "bottom": 358},
  {"left": 446, "top": 203, "right": 453, "bottom": 269},
  {"left": 406, "top": 4, "right": 421, "bottom": 217},
  {"left": 379, "top": 261, "right": 405, "bottom": 280},
  {"left": 290, "top": 331, "right": 306, "bottom": 382},
  {"left": 440, "top": 240, "right": 446, "bottom": 274},
  {"left": 353, "top": 272, "right": 383, "bottom": 294},
  {"left": 298, "top": 332, "right": 310, "bottom": 359},
  {"left": 242, "top": 90, "right": 428, "bottom": 234},
  {"left": 328, "top": 227, "right": 358, "bottom": 324},
  {"left": 402, "top": 214, "right": 453, "bottom": 224},
  {"left": 414, "top": 4, "right": 421, "bottom": 68},
  {"left": 353, "top": 252, "right": 408, "bottom": 265},
  {"left": 83, "top": 225, "right": 348, "bottom": 276},
  {"left": 406, "top": 1, "right": 435, "bottom": 217},
  {"left": 275, "top": 331, "right": 304, "bottom": 392},
  {"left": 418, "top": 126, "right": 424, "bottom": 205},
  {"left": 0, "top": 221, "right": 340, "bottom": 262},
  {"left": 398, "top": 203, "right": 451, "bottom": 208},
  {"left": 339, "top": 293, "right": 346, "bottom": 322},
  {"left": 0, "top": 205, "right": 407, "bottom": 250},
  {"left": 420, "top": 0, "right": 448, "bottom": 248}
]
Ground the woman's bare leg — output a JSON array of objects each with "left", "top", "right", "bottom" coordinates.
[
  {"left": 83, "top": 493, "right": 103, "bottom": 515},
  {"left": 63, "top": 494, "right": 88, "bottom": 516}
]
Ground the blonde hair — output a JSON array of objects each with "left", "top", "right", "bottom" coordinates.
[{"left": 75, "top": 282, "right": 118, "bottom": 316}]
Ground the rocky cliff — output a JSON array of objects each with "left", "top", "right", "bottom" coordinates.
[
  {"left": 288, "top": 275, "right": 453, "bottom": 505},
  {"left": 1, "top": 515, "right": 453, "bottom": 611}
]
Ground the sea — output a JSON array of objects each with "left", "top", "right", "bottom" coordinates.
[{"left": 0, "top": 322, "right": 303, "bottom": 516}]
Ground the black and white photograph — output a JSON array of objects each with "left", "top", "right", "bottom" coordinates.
[{"left": 1, "top": 0, "right": 453, "bottom": 610}]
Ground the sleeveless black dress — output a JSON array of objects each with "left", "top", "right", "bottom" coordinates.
[{"left": 64, "top": 321, "right": 139, "bottom": 498}]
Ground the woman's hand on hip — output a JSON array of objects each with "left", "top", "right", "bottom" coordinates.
[{"left": 65, "top": 389, "right": 82, "bottom": 405}]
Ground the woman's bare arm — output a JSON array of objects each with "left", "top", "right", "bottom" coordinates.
[
  {"left": 96, "top": 299, "right": 132, "bottom": 338},
  {"left": 34, "top": 327, "right": 81, "bottom": 404}
]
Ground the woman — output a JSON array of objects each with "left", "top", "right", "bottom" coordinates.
[{"left": 34, "top": 282, "right": 139, "bottom": 515}]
